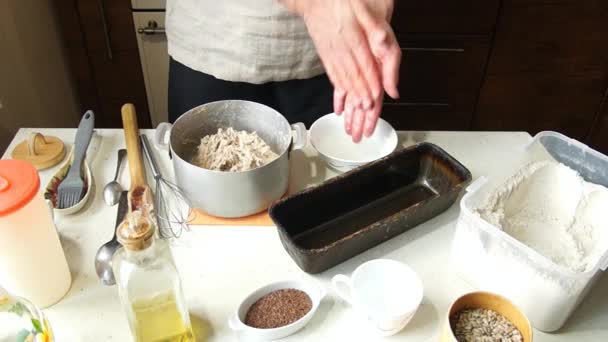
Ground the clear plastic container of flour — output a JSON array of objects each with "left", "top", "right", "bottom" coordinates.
[{"left": 451, "top": 131, "right": 608, "bottom": 332}]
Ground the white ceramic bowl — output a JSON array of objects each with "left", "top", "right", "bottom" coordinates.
[
  {"left": 228, "top": 280, "right": 326, "bottom": 341},
  {"left": 309, "top": 113, "right": 398, "bottom": 172}
]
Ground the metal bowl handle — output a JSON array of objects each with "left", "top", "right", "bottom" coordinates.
[
  {"left": 154, "top": 122, "right": 173, "bottom": 151},
  {"left": 291, "top": 123, "right": 307, "bottom": 151}
]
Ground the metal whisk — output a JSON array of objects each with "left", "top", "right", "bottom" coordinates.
[{"left": 140, "top": 134, "right": 192, "bottom": 238}]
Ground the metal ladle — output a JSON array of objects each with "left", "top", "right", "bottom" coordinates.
[
  {"left": 103, "top": 149, "right": 126, "bottom": 206},
  {"left": 95, "top": 191, "right": 128, "bottom": 285}
]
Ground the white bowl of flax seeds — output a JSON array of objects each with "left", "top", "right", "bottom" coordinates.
[{"left": 228, "top": 280, "right": 326, "bottom": 340}]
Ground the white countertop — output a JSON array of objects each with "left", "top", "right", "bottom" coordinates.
[{"left": 3, "top": 129, "right": 608, "bottom": 342}]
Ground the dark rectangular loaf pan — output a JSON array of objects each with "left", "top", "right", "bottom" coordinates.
[{"left": 269, "top": 142, "right": 472, "bottom": 274}]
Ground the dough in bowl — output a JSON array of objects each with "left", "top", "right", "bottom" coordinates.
[{"left": 193, "top": 127, "right": 278, "bottom": 172}]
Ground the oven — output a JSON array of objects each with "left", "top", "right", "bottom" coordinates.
[{"left": 131, "top": 0, "right": 168, "bottom": 126}]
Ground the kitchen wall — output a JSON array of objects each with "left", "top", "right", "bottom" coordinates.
[{"left": 0, "top": 0, "right": 79, "bottom": 154}]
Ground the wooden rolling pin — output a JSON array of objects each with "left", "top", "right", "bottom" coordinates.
[{"left": 121, "top": 103, "right": 152, "bottom": 213}]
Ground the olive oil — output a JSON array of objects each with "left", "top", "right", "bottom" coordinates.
[
  {"left": 132, "top": 292, "right": 194, "bottom": 342},
  {"left": 113, "top": 213, "right": 194, "bottom": 342}
]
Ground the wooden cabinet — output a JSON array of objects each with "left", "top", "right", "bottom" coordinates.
[
  {"left": 589, "top": 91, "right": 608, "bottom": 154},
  {"left": 474, "top": 0, "right": 608, "bottom": 141},
  {"left": 382, "top": 36, "right": 491, "bottom": 130},
  {"left": 385, "top": 1, "right": 499, "bottom": 130},
  {"left": 392, "top": 0, "right": 500, "bottom": 35},
  {"left": 54, "top": 0, "right": 150, "bottom": 128}
]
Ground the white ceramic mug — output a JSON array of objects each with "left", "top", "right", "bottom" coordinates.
[{"left": 331, "top": 259, "right": 423, "bottom": 336}]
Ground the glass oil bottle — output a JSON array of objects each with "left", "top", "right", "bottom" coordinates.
[{"left": 113, "top": 209, "right": 194, "bottom": 342}]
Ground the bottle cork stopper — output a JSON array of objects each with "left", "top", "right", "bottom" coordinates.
[{"left": 117, "top": 209, "right": 155, "bottom": 251}]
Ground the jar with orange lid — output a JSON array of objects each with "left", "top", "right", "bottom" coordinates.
[{"left": 0, "top": 159, "right": 72, "bottom": 308}]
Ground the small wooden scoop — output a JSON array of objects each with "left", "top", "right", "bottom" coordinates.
[{"left": 121, "top": 103, "right": 153, "bottom": 214}]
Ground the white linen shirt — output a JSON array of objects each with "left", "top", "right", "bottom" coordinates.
[{"left": 165, "top": 0, "right": 325, "bottom": 84}]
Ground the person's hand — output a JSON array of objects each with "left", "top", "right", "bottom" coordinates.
[
  {"left": 280, "top": 0, "right": 382, "bottom": 113},
  {"left": 342, "top": 91, "right": 383, "bottom": 141},
  {"left": 342, "top": 0, "right": 401, "bottom": 142},
  {"left": 351, "top": 0, "right": 400, "bottom": 100},
  {"left": 280, "top": 0, "right": 401, "bottom": 142}
]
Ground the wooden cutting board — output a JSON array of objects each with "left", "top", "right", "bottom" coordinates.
[{"left": 190, "top": 208, "right": 274, "bottom": 226}]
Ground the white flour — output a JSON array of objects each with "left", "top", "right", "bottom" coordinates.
[{"left": 477, "top": 161, "right": 608, "bottom": 272}]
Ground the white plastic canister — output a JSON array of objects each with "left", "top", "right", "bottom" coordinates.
[{"left": 0, "top": 159, "right": 71, "bottom": 308}]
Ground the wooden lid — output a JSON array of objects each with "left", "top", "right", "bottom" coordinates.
[{"left": 11, "top": 132, "right": 66, "bottom": 170}]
